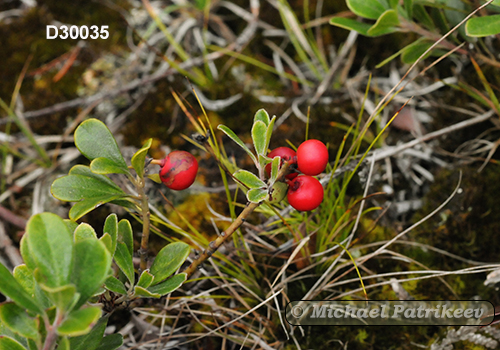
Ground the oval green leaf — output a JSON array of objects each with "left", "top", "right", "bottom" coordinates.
[
  {"left": 104, "top": 276, "right": 127, "bottom": 295},
  {"left": 39, "top": 284, "right": 78, "bottom": 313},
  {"left": 95, "top": 333, "right": 123, "bottom": 350},
  {"left": 329, "top": 17, "right": 371, "bottom": 36},
  {"left": 131, "top": 138, "right": 152, "bottom": 178},
  {"left": 74, "top": 119, "right": 128, "bottom": 173},
  {"left": 26, "top": 213, "right": 73, "bottom": 289},
  {"left": 51, "top": 173, "right": 128, "bottom": 221},
  {"left": 0, "top": 303, "right": 39, "bottom": 341},
  {"left": 466, "top": 15, "right": 500, "bottom": 37},
  {"left": 113, "top": 242, "right": 134, "bottom": 286},
  {"left": 0, "top": 336, "right": 28, "bottom": 350},
  {"left": 13, "top": 265, "right": 34, "bottom": 296},
  {"left": 147, "top": 273, "right": 187, "bottom": 296},
  {"left": 233, "top": 170, "right": 266, "bottom": 189},
  {"left": 103, "top": 214, "right": 118, "bottom": 256},
  {"left": 347, "top": 0, "right": 387, "bottom": 19},
  {"left": 401, "top": 40, "right": 433, "bottom": 64},
  {"left": 270, "top": 156, "right": 280, "bottom": 183},
  {"left": 251, "top": 120, "right": 267, "bottom": 156},
  {"left": 137, "top": 270, "right": 155, "bottom": 289},
  {"left": 0, "top": 264, "right": 41, "bottom": 314},
  {"left": 150, "top": 242, "right": 190, "bottom": 285},
  {"left": 367, "top": 9, "right": 400, "bottom": 36},
  {"left": 90, "top": 158, "right": 129, "bottom": 175},
  {"left": 253, "top": 109, "right": 270, "bottom": 126},
  {"left": 247, "top": 188, "right": 269, "bottom": 203},
  {"left": 51, "top": 174, "right": 126, "bottom": 202},
  {"left": 74, "top": 223, "right": 97, "bottom": 241},
  {"left": 57, "top": 307, "right": 102, "bottom": 337},
  {"left": 99, "top": 233, "right": 113, "bottom": 255},
  {"left": 117, "top": 220, "right": 134, "bottom": 256},
  {"left": 71, "top": 239, "right": 112, "bottom": 309},
  {"left": 132, "top": 286, "right": 161, "bottom": 298},
  {"left": 264, "top": 115, "right": 276, "bottom": 155},
  {"left": 69, "top": 315, "right": 109, "bottom": 350}
]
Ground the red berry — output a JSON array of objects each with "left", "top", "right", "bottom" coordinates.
[
  {"left": 159, "top": 151, "right": 198, "bottom": 190},
  {"left": 287, "top": 175, "right": 324, "bottom": 211},
  {"left": 296, "top": 139, "right": 328, "bottom": 176},
  {"left": 265, "top": 147, "right": 298, "bottom": 180}
]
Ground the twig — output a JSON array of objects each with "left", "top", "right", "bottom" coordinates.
[
  {"left": 183, "top": 201, "right": 259, "bottom": 279},
  {"left": 0, "top": 204, "right": 27, "bottom": 229},
  {"left": 183, "top": 162, "right": 291, "bottom": 279},
  {"left": 137, "top": 177, "right": 151, "bottom": 273}
]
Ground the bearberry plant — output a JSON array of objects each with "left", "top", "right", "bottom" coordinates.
[{"left": 0, "top": 119, "right": 192, "bottom": 350}]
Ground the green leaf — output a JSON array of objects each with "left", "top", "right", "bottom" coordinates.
[
  {"left": 268, "top": 181, "right": 288, "bottom": 204},
  {"left": 51, "top": 172, "right": 128, "bottom": 221},
  {"left": 217, "top": 125, "right": 257, "bottom": 165},
  {"left": 57, "top": 307, "right": 102, "bottom": 337},
  {"left": 70, "top": 316, "right": 110, "bottom": 350},
  {"left": 99, "top": 233, "right": 113, "bottom": 255},
  {"left": 0, "top": 303, "right": 39, "bottom": 341},
  {"left": 72, "top": 239, "right": 112, "bottom": 309},
  {"left": 33, "top": 282, "right": 51, "bottom": 311},
  {"left": 13, "top": 265, "right": 34, "bottom": 296},
  {"left": 71, "top": 195, "right": 126, "bottom": 222},
  {"left": 0, "top": 336, "right": 27, "bottom": 350},
  {"left": 26, "top": 213, "right": 73, "bottom": 289},
  {"left": 0, "top": 264, "right": 41, "bottom": 314},
  {"left": 68, "top": 165, "right": 123, "bottom": 191},
  {"left": 19, "top": 237, "right": 36, "bottom": 272},
  {"left": 104, "top": 276, "right": 127, "bottom": 295},
  {"left": 64, "top": 220, "right": 79, "bottom": 235},
  {"left": 58, "top": 337, "right": 70, "bottom": 350},
  {"left": 137, "top": 270, "right": 155, "bottom": 289},
  {"left": 247, "top": 188, "right": 269, "bottom": 203},
  {"left": 367, "top": 9, "right": 400, "bottom": 36},
  {"left": 401, "top": 40, "right": 433, "bottom": 64},
  {"left": 253, "top": 109, "right": 270, "bottom": 126},
  {"left": 94, "top": 334, "right": 123, "bottom": 350},
  {"left": 131, "top": 138, "right": 152, "bottom": 178},
  {"left": 117, "top": 220, "right": 133, "bottom": 256},
  {"left": 404, "top": 0, "right": 413, "bottom": 19},
  {"left": 146, "top": 174, "right": 162, "bottom": 184},
  {"left": 147, "top": 273, "right": 186, "bottom": 296},
  {"left": 466, "top": 15, "right": 500, "bottom": 37},
  {"left": 132, "top": 286, "right": 161, "bottom": 298},
  {"left": 329, "top": 17, "right": 371, "bottom": 36},
  {"left": 233, "top": 170, "right": 266, "bottom": 189},
  {"left": 74, "top": 223, "right": 97, "bottom": 241},
  {"left": 264, "top": 115, "right": 276, "bottom": 156},
  {"left": 413, "top": 4, "right": 434, "bottom": 30},
  {"left": 114, "top": 242, "right": 134, "bottom": 286},
  {"left": 90, "top": 157, "right": 129, "bottom": 175},
  {"left": 39, "top": 284, "right": 78, "bottom": 312},
  {"left": 347, "top": 0, "right": 387, "bottom": 19},
  {"left": 74, "top": 119, "right": 128, "bottom": 174},
  {"left": 69, "top": 315, "right": 109, "bottom": 350},
  {"left": 270, "top": 156, "right": 280, "bottom": 183},
  {"left": 150, "top": 242, "right": 190, "bottom": 285},
  {"left": 251, "top": 120, "right": 267, "bottom": 156},
  {"left": 103, "top": 214, "right": 118, "bottom": 256},
  {"left": 387, "top": 0, "right": 398, "bottom": 9}
]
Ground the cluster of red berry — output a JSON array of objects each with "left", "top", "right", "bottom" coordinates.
[
  {"left": 266, "top": 139, "right": 328, "bottom": 211},
  {"left": 157, "top": 140, "right": 327, "bottom": 211}
]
